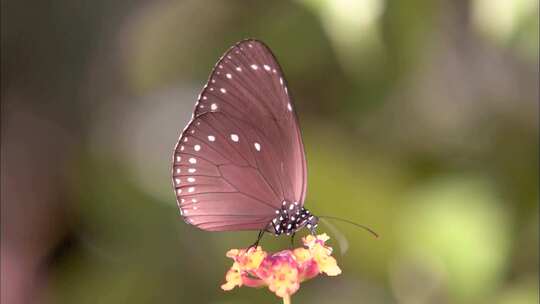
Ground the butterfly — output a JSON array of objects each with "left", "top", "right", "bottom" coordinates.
[{"left": 171, "top": 39, "right": 318, "bottom": 243}]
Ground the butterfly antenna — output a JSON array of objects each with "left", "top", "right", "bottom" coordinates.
[{"left": 318, "top": 215, "right": 379, "bottom": 238}]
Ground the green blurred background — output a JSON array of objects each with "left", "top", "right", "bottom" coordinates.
[{"left": 1, "top": 1, "right": 538, "bottom": 303}]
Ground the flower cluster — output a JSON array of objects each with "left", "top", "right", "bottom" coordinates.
[{"left": 221, "top": 234, "right": 341, "bottom": 299}]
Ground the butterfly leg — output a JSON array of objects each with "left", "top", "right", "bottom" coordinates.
[
  {"left": 248, "top": 230, "right": 265, "bottom": 250},
  {"left": 290, "top": 232, "right": 295, "bottom": 248}
]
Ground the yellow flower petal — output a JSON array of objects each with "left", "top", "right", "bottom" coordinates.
[
  {"left": 304, "top": 234, "right": 342, "bottom": 276},
  {"left": 267, "top": 262, "right": 300, "bottom": 298},
  {"left": 242, "top": 247, "right": 266, "bottom": 270},
  {"left": 221, "top": 264, "right": 243, "bottom": 291},
  {"left": 317, "top": 255, "right": 342, "bottom": 276},
  {"left": 293, "top": 248, "right": 311, "bottom": 263},
  {"left": 317, "top": 233, "right": 330, "bottom": 243},
  {"left": 303, "top": 234, "right": 316, "bottom": 246},
  {"left": 226, "top": 249, "right": 240, "bottom": 259}
]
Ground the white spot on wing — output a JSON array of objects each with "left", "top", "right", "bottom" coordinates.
[
  {"left": 188, "top": 168, "right": 196, "bottom": 173},
  {"left": 250, "top": 64, "right": 258, "bottom": 70},
  {"left": 175, "top": 178, "right": 181, "bottom": 184},
  {"left": 176, "top": 168, "right": 181, "bottom": 174},
  {"left": 236, "top": 67, "right": 242, "bottom": 72},
  {"left": 254, "top": 142, "right": 261, "bottom": 151},
  {"left": 208, "top": 135, "right": 215, "bottom": 142},
  {"left": 176, "top": 156, "right": 181, "bottom": 162},
  {"left": 263, "top": 64, "right": 271, "bottom": 71},
  {"left": 230, "top": 134, "right": 239, "bottom": 142},
  {"left": 226, "top": 73, "right": 232, "bottom": 79},
  {"left": 188, "top": 187, "right": 195, "bottom": 193},
  {"left": 194, "top": 145, "right": 201, "bottom": 151},
  {"left": 287, "top": 103, "right": 292, "bottom": 111},
  {"left": 211, "top": 103, "right": 218, "bottom": 111},
  {"left": 220, "top": 88, "right": 227, "bottom": 94},
  {"left": 279, "top": 77, "right": 283, "bottom": 85},
  {"left": 187, "top": 177, "right": 195, "bottom": 183},
  {"left": 189, "top": 158, "right": 197, "bottom": 164}
]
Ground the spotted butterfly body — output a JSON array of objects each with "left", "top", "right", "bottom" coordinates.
[{"left": 172, "top": 39, "right": 318, "bottom": 236}]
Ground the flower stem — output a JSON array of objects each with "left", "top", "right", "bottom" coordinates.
[{"left": 283, "top": 295, "right": 291, "bottom": 304}]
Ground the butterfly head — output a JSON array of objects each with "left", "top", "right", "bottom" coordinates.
[
  {"left": 268, "top": 201, "right": 319, "bottom": 236},
  {"left": 305, "top": 214, "right": 319, "bottom": 235}
]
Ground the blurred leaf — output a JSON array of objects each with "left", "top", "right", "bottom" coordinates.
[{"left": 398, "top": 177, "right": 511, "bottom": 302}]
